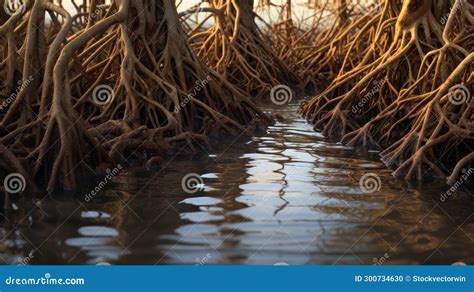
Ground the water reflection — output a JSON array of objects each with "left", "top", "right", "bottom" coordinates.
[{"left": 0, "top": 103, "right": 473, "bottom": 265}]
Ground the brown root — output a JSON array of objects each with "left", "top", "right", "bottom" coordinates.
[
  {"left": 300, "top": 0, "right": 473, "bottom": 184},
  {"left": 0, "top": 0, "right": 268, "bottom": 191}
]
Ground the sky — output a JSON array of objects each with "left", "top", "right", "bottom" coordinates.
[
  {"left": 179, "top": 0, "right": 322, "bottom": 26},
  {"left": 62, "top": 0, "right": 312, "bottom": 14},
  {"left": 178, "top": 0, "right": 307, "bottom": 10},
  {"left": 60, "top": 0, "right": 329, "bottom": 26}
]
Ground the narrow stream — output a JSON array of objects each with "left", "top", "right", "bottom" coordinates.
[{"left": 1, "top": 103, "right": 473, "bottom": 265}]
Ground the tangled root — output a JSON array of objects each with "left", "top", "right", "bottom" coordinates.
[
  {"left": 187, "top": 0, "right": 299, "bottom": 98},
  {"left": 301, "top": 0, "right": 473, "bottom": 184},
  {"left": 0, "top": 0, "right": 267, "bottom": 191}
]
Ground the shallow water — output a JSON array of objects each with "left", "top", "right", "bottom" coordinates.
[{"left": 1, "top": 103, "right": 473, "bottom": 265}]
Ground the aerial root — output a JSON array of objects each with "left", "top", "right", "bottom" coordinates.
[
  {"left": 300, "top": 0, "right": 473, "bottom": 184},
  {"left": 0, "top": 0, "right": 267, "bottom": 191}
]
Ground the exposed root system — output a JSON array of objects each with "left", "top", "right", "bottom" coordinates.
[
  {"left": 0, "top": 0, "right": 472, "bottom": 195},
  {"left": 301, "top": 0, "right": 473, "bottom": 183},
  {"left": 188, "top": 0, "right": 299, "bottom": 97},
  {"left": 0, "top": 0, "right": 266, "bottom": 192}
]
